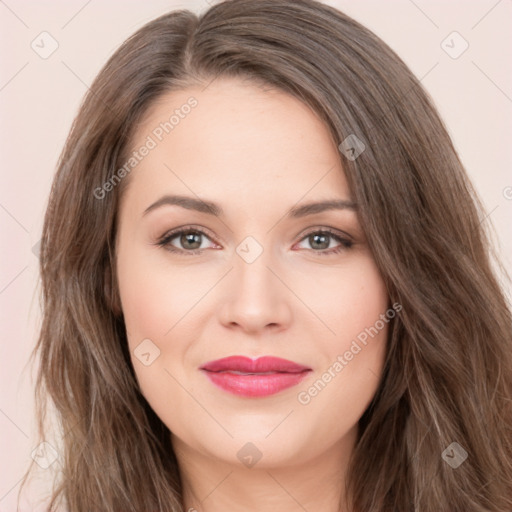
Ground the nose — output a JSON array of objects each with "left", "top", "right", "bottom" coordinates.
[{"left": 217, "top": 247, "right": 293, "bottom": 334}]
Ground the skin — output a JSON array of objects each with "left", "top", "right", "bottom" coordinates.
[{"left": 115, "top": 77, "right": 390, "bottom": 512}]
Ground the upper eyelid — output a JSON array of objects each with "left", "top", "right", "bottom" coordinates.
[
  {"left": 295, "top": 226, "right": 354, "bottom": 244},
  {"left": 159, "top": 224, "right": 217, "bottom": 241}
]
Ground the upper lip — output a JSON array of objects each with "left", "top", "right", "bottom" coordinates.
[{"left": 200, "top": 356, "right": 311, "bottom": 373}]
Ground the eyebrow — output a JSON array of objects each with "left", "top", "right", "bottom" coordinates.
[{"left": 143, "top": 194, "right": 357, "bottom": 218}]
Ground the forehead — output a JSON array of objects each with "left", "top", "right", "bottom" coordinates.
[{"left": 121, "top": 77, "right": 351, "bottom": 213}]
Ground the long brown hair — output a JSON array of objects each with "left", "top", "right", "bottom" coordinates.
[{"left": 20, "top": 1, "right": 512, "bottom": 510}]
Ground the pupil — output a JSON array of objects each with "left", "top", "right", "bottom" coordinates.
[
  {"left": 311, "top": 233, "right": 329, "bottom": 250},
  {"left": 181, "top": 232, "right": 201, "bottom": 250}
]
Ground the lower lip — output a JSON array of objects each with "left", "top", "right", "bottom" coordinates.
[{"left": 202, "top": 370, "right": 311, "bottom": 397}]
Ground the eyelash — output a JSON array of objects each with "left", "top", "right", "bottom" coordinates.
[{"left": 155, "top": 225, "right": 353, "bottom": 256}]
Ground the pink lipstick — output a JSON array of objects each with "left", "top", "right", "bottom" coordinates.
[{"left": 200, "top": 356, "right": 312, "bottom": 397}]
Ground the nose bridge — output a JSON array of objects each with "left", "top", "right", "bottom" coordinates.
[
  {"left": 233, "top": 237, "right": 279, "bottom": 306},
  {"left": 218, "top": 235, "right": 292, "bottom": 331}
]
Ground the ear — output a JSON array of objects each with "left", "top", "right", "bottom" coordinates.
[{"left": 104, "top": 264, "right": 122, "bottom": 317}]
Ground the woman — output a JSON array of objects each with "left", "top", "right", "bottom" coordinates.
[{"left": 21, "top": 0, "right": 512, "bottom": 510}]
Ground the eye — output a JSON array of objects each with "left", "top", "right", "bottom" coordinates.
[
  {"left": 294, "top": 229, "right": 353, "bottom": 255},
  {"left": 156, "top": 226, "right": 219, "bottom": 255},
  {"left": 155, "top": 226, "right": 353, "bottom": 256}
]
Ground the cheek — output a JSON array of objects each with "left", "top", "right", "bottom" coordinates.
[
  {"left": 304, "top": 252, "right": 389, "bottom": 344},
  {"left": 293, "top": 254, "right": 389, "bottom": 421},
  {"left": 116, "top": 245, "right": 224, "bottom": 401},
  {"left": 115, "top": 245, "right": 193, "bottom": 401},
  {"left": 117, "top": 246, "right": 209, "bottom": 342},
  {"left": 116, "top": 248, "right": 201, "bottom": 425},
  {"left": 332, "top": 255, "right": 390, "bottom": 385}
]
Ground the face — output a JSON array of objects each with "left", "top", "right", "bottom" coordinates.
[{"left": 115, "top": 77, "right": 390, "bottom": 470}]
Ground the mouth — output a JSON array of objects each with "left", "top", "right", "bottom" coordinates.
[{"left": 200, "top": 356, "right": 312, "bottom": 397}]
